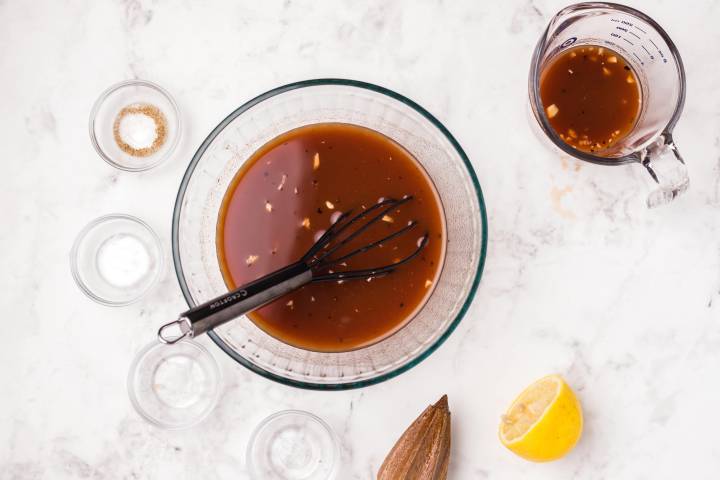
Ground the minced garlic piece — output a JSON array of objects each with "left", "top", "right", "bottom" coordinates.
[{"left": 546, "top": 104, "right": 559, "bottom": 119}]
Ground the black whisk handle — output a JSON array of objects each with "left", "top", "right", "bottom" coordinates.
[{"left": 158, "top": 261, "right": 312, "bottom": 344}]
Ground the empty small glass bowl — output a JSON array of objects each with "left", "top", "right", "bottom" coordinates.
[
  {"left": 70, "top": 214, "right": 164, "bottom": 306},
  {"left": 89, "top": 79, "right": 181, "bottom": 171},
  {"left": 127, "top": 340, "right": 221, "bottom": 429},
  {"left": 247, "top": 410, "right": 340, "bottom": 480}
]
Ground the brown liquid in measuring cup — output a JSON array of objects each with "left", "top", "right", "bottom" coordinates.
[
  {"left": 217, "top": 123, "right": 445, "bottom": 352},
  {"left": 540, "top": 45, "right": 641, "bottom": 154}
]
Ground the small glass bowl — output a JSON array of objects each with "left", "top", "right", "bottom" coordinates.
[
  {"left": 70, "top": 214, "right": 164, "bottom": 306},
  {"left": 247, "top": 410, "right": 340, "bottom": 480},
  {"left": 128, "top": 340, "right": 221, "bottom": 430},
  {"left": 89, "top": 79, "right": 181, "bottom": 171}
]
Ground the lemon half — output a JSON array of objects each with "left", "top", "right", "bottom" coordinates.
[{"left": 499, "top": 374, "right": 583, "bottom": 462}]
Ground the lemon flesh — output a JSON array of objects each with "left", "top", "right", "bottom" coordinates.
[{"left": 499, "top": 374, "right": 583, "bottom": 462}]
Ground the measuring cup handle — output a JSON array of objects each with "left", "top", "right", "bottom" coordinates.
[{"left": 642, "top": 133, "right": 689, "bottom": 208}]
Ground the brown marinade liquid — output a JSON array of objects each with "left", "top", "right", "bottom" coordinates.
[
  {"left": 540, "top": 45, "right": 641, "bottom": 154},
  {"left": 217, "top": 123, "right": 445, "bottom": 352}
]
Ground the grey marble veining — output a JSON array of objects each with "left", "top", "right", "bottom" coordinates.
[{"left": 1, "top": 0, "right": 719, "bottom": 478}]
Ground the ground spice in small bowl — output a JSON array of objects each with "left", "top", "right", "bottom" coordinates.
[{"left": 113, "top": 103, "right": 168, "bottom": 157}]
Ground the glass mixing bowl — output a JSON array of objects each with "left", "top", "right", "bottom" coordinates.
[{"left": 173, "top": 79, "right": 487, "bottom": 389}]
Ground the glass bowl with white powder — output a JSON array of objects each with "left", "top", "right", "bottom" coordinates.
[
  {"left": 89, "top": 80, "right": 181, "bottom": 171},
  {"left": 70, "top": 214, "right": 164, "bottom": 306},
  {"left": 128, "top": 339, "right": 221, "bottom": 429}
]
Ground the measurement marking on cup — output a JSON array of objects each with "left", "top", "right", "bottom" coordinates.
[
  {"left": 561, "top": 37, "right": 577, "bottom": 48},
  {"left": 633, "top": 24, "right": 647, "bottom": 34},
  {"left": 646, "top": 38, "right": 668, "bottom": 63},
  {"left": 641, "top": 44, "right": 654, "bottom": 60},
  {"left": 632, "top": 52, "right": 645, "bottom": 65},
  {"left": 628, "top": 30, "right": 641, "bottom": 40},
  {"left": 622, "top": 37, "right": 634, "bottom": 46}
]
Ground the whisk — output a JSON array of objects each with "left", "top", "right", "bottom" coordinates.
[{"left": 158, "top": 196, "right": 428, "bottom": 344}]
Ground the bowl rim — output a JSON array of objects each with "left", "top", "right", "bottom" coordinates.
[{"left": 172, "top": 78, "right": 488, "bottom": 390}]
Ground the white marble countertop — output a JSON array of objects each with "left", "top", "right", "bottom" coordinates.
[{"left": 2, "top": 0, "right": 719, "bottom": 478}]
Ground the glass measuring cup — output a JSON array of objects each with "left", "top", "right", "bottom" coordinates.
[{"left": 528, "top": 2, "right": 688, "bottom": 208}]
